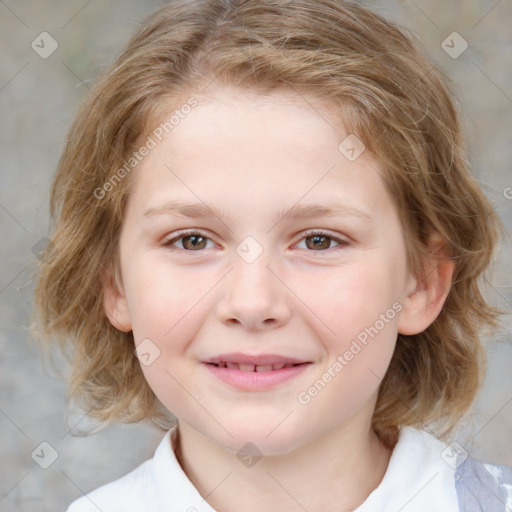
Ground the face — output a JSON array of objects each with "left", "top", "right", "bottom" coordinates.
[{"left": 106, "top": 86, "right": 421, "bottom": 455}]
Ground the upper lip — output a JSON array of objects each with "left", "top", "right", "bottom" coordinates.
[{"left": 203, "top": 353, "right": 309, "bottom": 366}]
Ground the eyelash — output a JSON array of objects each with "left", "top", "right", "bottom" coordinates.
[{"left": 163, "top": 229, "right": 349, "bottom": 253}]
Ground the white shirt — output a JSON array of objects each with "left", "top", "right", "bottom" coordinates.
[{"left": 65, "top": 426, "right": 486, "bottom": 512}]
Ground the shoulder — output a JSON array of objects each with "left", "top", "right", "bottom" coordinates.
[
  {"left": 395, "top": 427, "right": 512, "bottom": 512},
  {"left": 66, "top": 426, "right": 215, "bottom": 512},
  {"left": 66, "top": 458, "right": 156, "bottom": 512},
  {"left": 454, "top": 455, "right": 512, "bottom": 512},
  {"left": 66, "top": 430, "right": 173, "bottom": 512},
  {"left": 357, "top": 426, "right": 460, "bottom": 511},
  {"left": 404, "top": 427, "right": 512, "bottom": 511}
]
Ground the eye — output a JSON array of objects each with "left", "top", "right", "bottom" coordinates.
[
  {"left": 163, "top": 230, "right": 348, "bottom": 253},
  {"left": 164, "top": 231, "right": 216, "bottom": 251},
  {"left": 295, "top": 231, "right": 348, "bottom": 251}
]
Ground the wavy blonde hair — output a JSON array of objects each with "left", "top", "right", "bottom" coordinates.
[{"left": 33, "top": 0, "right": 505, "bottom": 446}]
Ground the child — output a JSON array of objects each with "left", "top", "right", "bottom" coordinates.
[{"left": 34, "top": 0, "right": 512, "bottom": 510}]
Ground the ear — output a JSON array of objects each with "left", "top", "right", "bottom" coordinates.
[
  {"left": 102, "top": 261, "right": 132, "bottom": 333},
  {"left": 397, "top": 235, "right": 455, "bottom": 336}
]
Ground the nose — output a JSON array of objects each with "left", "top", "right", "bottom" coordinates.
[{"left": 215, "top": 253, "right": 292, "bottom": 332}]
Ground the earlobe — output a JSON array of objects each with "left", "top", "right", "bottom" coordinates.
[
  {"left": 102, "top": 264, "right": 132, "bottom": 333},
  {"left": 397, "top": 240, "right": 455, "bottom": 336}
]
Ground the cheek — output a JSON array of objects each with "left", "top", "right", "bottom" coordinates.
[
  {"left": 126, "top": 259, "right": 208, "bottom": 342},
  {"left": 293, "top": 267, "right": 400, "bottom": 434},
  {"left": 124, "top": 262, "right": 213, "bottom": 407},
  {"left": 307, "top": 258, "right": 402, "bottom": 340},
  {"left": 299, "top": 255, "right": 402, "bottom": 393}
]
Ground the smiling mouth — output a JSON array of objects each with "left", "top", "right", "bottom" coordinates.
[
  {"left": 206, "top": 362, "right": 304, "bottom": 372},
  {"left": 203, "top": 354, "right": 311, "bottom": 389}
]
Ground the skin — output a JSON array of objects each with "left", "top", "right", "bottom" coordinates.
[{"left": 104, "top": 85, "right": 454, "bottom": 511}]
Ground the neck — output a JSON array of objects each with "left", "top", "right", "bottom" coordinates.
[{"left": 174, "top": 418, "right": 392, "bottom": 512}]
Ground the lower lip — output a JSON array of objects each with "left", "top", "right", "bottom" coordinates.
[{"left": 202, "top": 363, "right": 311, "bottom": 390}]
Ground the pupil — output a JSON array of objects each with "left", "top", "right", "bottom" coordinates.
[
  {"left": 185, "top": 235, "right": 205, "bottom": 250},
  {"left": 308, "top": 235, "right": 329, "bottom": 250}
]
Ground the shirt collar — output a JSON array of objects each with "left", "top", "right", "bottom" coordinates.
[{"left": 153, "top": 425, "right": 458, "bottom": 512}]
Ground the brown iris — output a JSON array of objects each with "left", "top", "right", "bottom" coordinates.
[
  {"left": 181, "top": 235, "right": 208, "bottom": 250},
  {"left": 305, "top": 234, "right": 331, "bottom": 250}
]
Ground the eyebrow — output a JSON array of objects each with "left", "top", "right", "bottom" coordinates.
[{"left": 143, "top": 200, "right": 373, "bottom": 223}]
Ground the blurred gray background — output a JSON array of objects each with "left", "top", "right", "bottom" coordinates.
[{"left": 0, "top": 0, "right": 511, "bottom": 510}]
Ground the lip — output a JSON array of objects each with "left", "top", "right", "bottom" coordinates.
[
  {"left": 202, "top": 353, "right": 312, "bottom": 390},
  {"left": 204, "top": 352, "right": 308, "bottom": 366}
]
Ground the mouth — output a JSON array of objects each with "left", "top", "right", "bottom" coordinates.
[
  {"left": 202, "top": 353, "right": 312, "bottom": 390},
  {"left": 204, "top": 353, "right": 310, "bottom": 370},
  {"left": 205, "top": 361, "right": 304, "bottom": 372}
]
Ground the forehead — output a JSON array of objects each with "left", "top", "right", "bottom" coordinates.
[
  {"left": 147, "top": 85, "right": 351, "bottom": 163},
  {"left": 127, "top": 87, "right": 394, "bottom": 223}
]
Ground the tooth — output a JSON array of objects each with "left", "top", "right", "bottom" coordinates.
[
  {"left": 272, "top": 363, "right": 285, "bottom": 370},
  {"left": 226, "top": 362, "right": 238, "bottom": 370},
  {"left": 239, "top": 364, "right": 255, "bottom": 372},
  {"left": 255, "top": 365, "right": 273, "bottom": 372},
  {"left": 218, "top": 362, "right": 226, "bottom": 368}
]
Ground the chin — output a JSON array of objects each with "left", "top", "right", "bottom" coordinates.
[{"left": 208, "top": 420, "right": 309, "bottom": 458}]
